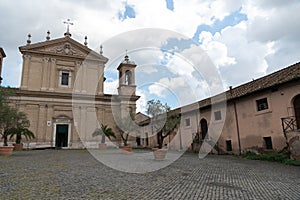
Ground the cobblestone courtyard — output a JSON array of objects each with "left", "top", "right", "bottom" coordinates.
[{"left": 0, "top": 149, "right": 299, "bottom": 199}]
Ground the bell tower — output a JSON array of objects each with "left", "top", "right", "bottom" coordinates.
[{"left": 117, "top": 53, "right": 136, "bottom": 96}]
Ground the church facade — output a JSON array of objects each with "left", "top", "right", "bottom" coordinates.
[{"left": 10, "top": 31, "right": 139, "bottom": 149}]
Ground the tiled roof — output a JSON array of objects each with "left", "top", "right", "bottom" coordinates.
[
  {"left": 227, "top": 62, "right": 300, "bottom": 100},
  {"left": 182, "top": 62, "right": 300, "bottom": 112}
]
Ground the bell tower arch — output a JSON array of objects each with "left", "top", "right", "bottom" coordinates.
[{"left": 117, "top": 54, "right": 136, "bottom": 96}]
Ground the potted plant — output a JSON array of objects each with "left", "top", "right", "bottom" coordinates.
[
  {"left": 9, "top": 111, "right": 35, "bottom": 151},
  {"left": 0, "top": 105, "right": 17, "bottom": 155},
  {"left": 0, "top": 87, "right": 15, "bottom": 155},
  {"left": 92, "top": 124, "right": 116, "bottom": 150},
  {"left": 11, "top": 128, "right": 35, "bottom": 150},
  {"left": 115, "top": 114, "right": 137, "bottom": 153},
  {"left": 146, "top": 99, "right": 180, "bottom": 160},
  {"left": 1, "top": 108, "right": 34, "bottom": 153}
]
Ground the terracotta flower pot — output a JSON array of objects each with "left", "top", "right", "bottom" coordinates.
[
  {"left": 99, "top": 143, "right": 107, "bottom": 150},
  {"left": 152, "top": 148, "right": 167, "bottom": 160},
  {"left": 13, "top": 143, "right": 23, "bottom": 151},
  {"left": 121, "top": 146, "right": 132, "bottom": 153},
  {"left": 0, "top": 146, "right": 15, "bottom": 156}
]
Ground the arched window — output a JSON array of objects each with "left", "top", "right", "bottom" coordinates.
[{"left": 125, "top": 70, "right": 131, "bottom": 85}]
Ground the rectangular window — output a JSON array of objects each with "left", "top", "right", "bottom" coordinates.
[
  {"left": 226, "top": 140, "right": 232, "bottom": 151},
  {"left": 264, "top": 137, "right": 273, "bottom": 150},
  {"left": 185, "top": 118, "right": 190, "bottom": 127},
  {"left": 256, "top": 98, "right": 268, "bottom": 111},
  {"left": 61, "top": 72, "right": 69, "bottom": 86},
  {"left": 214, "top": 111, "right": 221, "bottom": 121}
]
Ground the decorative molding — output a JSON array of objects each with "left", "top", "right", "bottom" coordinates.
[
  {"left": 56, "top": 66, "right": 74, "bottom": 71},
  {"left": 42, "top": 57, "right": 49, "bottom": 62},
  {"left": 23, "top": 55, "right": 31, "bottom": 60},
  {"left": 50, "top": 58, "right": 56, "bottom": 63},
  {"left": 45, "top": 43, "right": 86, "bottom": 57},
  {"left": 75, "top": 61, "right": 82, "bottom": 66}
]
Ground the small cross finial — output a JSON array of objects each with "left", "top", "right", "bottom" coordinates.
[
  {"left": 27, "top": 33, "right": 31, "bottom": 45},
  {"left": 84, "top": 36, "right": 88, "bottom": 46},
  {"left": 63, "top": 19, "right": 73, "bottom": 37},
  {"left": 46, "top": 30, "right": 50, "bottom": 41},
  {"left": 100, "top": 45, "right": 103, "bottom": 55},
  {"left": 124, "top": 49, "right": 129, "bottom": 61}
]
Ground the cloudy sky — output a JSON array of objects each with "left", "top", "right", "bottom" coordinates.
[{"left": 0, "top": 0, "right": 299, "bottom": 113}]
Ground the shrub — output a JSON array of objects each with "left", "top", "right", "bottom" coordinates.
[
  {"left": 261, "top": 152, "right": 288, "bottom": 162},
  {"left": 241, "top": 151, "right": 299, "bottom": 166},
  {"left": 283, "top": 159, "right": 300, "bottom": 166}
]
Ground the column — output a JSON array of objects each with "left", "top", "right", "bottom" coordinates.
[
  {"left": 73, "top": 106, "right": 81, "bottom": 143},
  {"left": 36, "top": 105, "right": 47, "bottom": 143},
  {"left": 20, "top": 55, "right": 31, "bottom": 89},
  {"left": 131, "top": 69, "right": 135, "bottom": 85},
  {"left": 45, "top": 105, "right": 53, "bottom": 145},
  {"left": 81, "top": 63, "right": 87, "bottom": 93},
  {"left": 49, "top": 58, "right": 56, "bottom": 91},
  {"left": 98, "top": 65, "right": 104, "bottom": 95},
  {"left": 41, "top": 57, "right": 49, "bottom": 91},
  {"left": 74, "top": 61, "right": 82, "bottom": 93},
  {"left": 80, "top": 106, "right": 87, "bottom": 143}
]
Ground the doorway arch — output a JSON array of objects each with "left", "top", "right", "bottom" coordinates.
[
  {"left": 293, "top": 94, "right": 300, "bottom": 129},
  {"left": 200, "top": 118, "right": 208, "bottom": 139}
]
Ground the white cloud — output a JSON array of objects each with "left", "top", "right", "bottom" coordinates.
[
  {"left": 199, "top": 31, "right": 236, "bottom": 68},
  {"left": 0, "top": 0, "right": 299, "bottom": 110},
  {"left": 104, "top": 78, "right": 118, "bottom": 94},
  {"left": 136, "top": 66, "right": 158, "bottom": 74},
  {"left": 136, "top": 89, "right": 147, "bottom": 113}
]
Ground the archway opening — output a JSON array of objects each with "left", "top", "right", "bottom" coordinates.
[
  {"left": 200, "top": 118, "right": 208, "bottom": 140},
  {"left": 125, "top": 70, "right": 132, "bottom": 85},
  {"left": 293, "top": 94, "right": 300, "bottom": 129}
]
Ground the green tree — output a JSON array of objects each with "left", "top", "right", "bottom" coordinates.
[
  {"left": 92, "top": 124, "right": 116, "bottom": 144},
  {"left": 0, "top": 106, "right": 34, "bottom": 146},
  {"left": 9, "top": 111, "right": 35, "bottom": 144},
  {"left": 146, "top": 99, "right": 180, "bottom": 149},
  {"left": 115, "top": 113, "right": 136, "bottom": 146},
  {"left": 0, "top": 87, "right": 34, "bottom": 146}
]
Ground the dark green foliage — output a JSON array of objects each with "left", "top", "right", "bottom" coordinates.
[
  {"left": 283, "top": 159, "right": 300, "bottom": 166},
  {"left": 242, "top": 151, "right": 300, "bottom": 166},
  {"left": 146, "top": 99, "right": 180, "bottom": 149},
  {"left": 115, "top": 114, "right": 136, "bottom": 146},
  {"left": 0, "top": 87, "right": 34, "bottom": 146},
  {"left": 92, "top": 124, "right": 116, "bottom": 144}
]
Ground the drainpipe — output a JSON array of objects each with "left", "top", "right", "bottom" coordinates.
[{"left": 230, "top": 86, "right": 242, "bottom": 155}]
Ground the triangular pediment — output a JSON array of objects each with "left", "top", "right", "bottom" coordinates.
[{"left": 19, "top": 36, "right": 108, "bottom": 62}]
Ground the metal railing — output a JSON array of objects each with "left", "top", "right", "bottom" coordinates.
[{"left": 281, "top": 116, "right": 298, "bottom": 133}]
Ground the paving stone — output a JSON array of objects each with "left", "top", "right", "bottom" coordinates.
[{"left": 0, "top": 150, "right": 299, "bottom": 199}]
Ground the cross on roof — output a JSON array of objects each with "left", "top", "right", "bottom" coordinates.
[{"left": 63, "top": 19, "right": 73, "bottom": 37}]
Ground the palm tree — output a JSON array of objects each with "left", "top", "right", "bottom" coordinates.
[
  {"left": 0, "top": 106, "right": 34, "bottom": 146},
  {"left": 92, "top": 124, "right": 116, "bottom": 144}
]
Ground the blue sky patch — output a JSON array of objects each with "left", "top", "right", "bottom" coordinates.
[
  {"left": 118, "top": 3, "right": 136, "bottom": 21},
  {"left": 165, "top": 0, "right": 174, "bottom": 11},
  {"left": 192, "top": 7, "right": 247, "bottom": 42}
]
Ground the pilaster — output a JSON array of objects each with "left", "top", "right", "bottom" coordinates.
[
  {"left": 20, "top": 55, "right": 31, "bottom": 90},
  {"left": 41, "top": 57, "right": 49, "bottom": 91},
  {"left": 49, "top": 58, "right": 56, "bottom": 91}
]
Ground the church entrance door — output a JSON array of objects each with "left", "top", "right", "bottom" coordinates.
[{"left": 55, "top": 124, "right": 69, "bottom": 148}]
